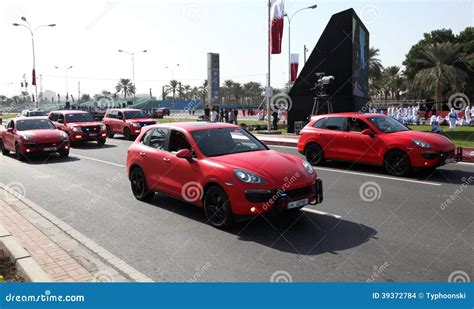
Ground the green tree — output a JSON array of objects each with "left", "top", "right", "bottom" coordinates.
[
  {"left": 368, "top": 47, "right": 384, "bottom": 82},
  {"left": 414, "top": 43, "right": 469, "bottom": 110},
  {"left": 115, "top": 79, "right": 135, "bottom": 99}
]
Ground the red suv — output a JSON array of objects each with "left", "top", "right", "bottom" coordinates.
[
  {"left": 103, "top": 108, "right": 156, "bottom": 140},
  {"left": 0, "top": 117, "right": 70, "bottom": 160},
  {"left": 298, "top": 113, "right": 456, "bottom": 176},
  {"left": 127, "top": 122, "right": 323, "bottom": 228},
  {"left": 49, "top": 111, "right": 107, "bottom": 145}
]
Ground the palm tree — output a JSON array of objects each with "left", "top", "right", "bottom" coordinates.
[
  {"left": 414, "top": 43, "right": 469, "bottom": 111},
  {"left": 198, "top": 80, "right": 208, "bottom": 105},
  {"left": 101, "top": 90, "right": 112, "bottom": 97},
  {"left": 368, "top": 47, "right": 384, "bottom": 82},
  {"left": 115, "top": 79, "right": 135, "bottom": 99},
  {"left": 380, "top": 66, "right": 406, "bottom": 100}
]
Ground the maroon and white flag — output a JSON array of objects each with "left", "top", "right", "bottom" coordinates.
[
  {"left": 270, "top": 0, "right": 285, "bottom": 54},
  {"left": 32, "top": 69, "right": 36, "bottom": 86},
  {"left": 290, "top": 53, "right": 299, "bottom": 81}
]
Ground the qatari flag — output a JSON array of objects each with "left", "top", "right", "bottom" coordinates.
[
  {"left": 290, "top": 53, "right": 299, "bottom": 81},
  {"left": 270, "top": 0, "right": 285, "bottom": 54},
  {"left": 32, "top": 69, "right": 36, "bottom": 86}
]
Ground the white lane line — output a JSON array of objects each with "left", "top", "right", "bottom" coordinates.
[
  {"left": 71, "top": 154, "right": 126, "bottom": 168},
  {"left": 302, "top": 208, "right": 342, "bottom": 219},
  {"left": 315, "top": 167, "right": 441, "bottom": 186}
]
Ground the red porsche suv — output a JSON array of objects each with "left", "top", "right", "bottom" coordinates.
[
  {"left": 127, "top": 122, "right": 323, "bottom": 228},
  {"left": 49, "top": 111, "right": 107, "bottom": 145},
  {"left": 0, "top": 117, "right": 70, "bottom": 160},
  {"left": 103, "top": 108, "right": 156, "bottom": 140},
  {"left": 298, "top": 113, "right": 456, "bottom": 176}
]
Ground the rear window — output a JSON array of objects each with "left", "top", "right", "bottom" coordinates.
[{"left": 325, "top": 117, "right": 346, "bottom": 131}]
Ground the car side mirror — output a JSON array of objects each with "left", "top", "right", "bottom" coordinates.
[
  {"left": 362, "top": 129, "right": 375, "bottom": 137},
  {"left": 176, "top": 149, "right": 193, "bottom": 161}
]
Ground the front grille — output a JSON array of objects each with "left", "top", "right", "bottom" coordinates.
[
  {"left": 82, "top": 126, "right": 100, "bottom": 133},
  {"left": 39, "top": 142, "right": 61, "bottom": 148},
  {"left": 285, "top": 186, "right": 313, "bottom": 200}
]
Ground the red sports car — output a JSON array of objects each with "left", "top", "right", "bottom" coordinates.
[
  {"left": 126, "top": 122, "right": 323, "bottom": 228},
  {"left": 0, "top": 117, "right": 70, "bottom": 161},
  {"left": 298, "top": 113, "right": 456, "bottom": 176}
]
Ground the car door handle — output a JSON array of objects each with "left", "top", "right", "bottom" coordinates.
[{"left": 163, "top": 158, "right": 171, "bottom": 162}]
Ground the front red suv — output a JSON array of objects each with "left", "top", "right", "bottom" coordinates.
[
  {"left": 49, "top": 110, "right": 107, "bottom": 145},
  {"left": 103, "top": 108, "right": 156, "bottom": 140},
  {"left": 298, "top": 113, "right": 456, "bottom": 176}
]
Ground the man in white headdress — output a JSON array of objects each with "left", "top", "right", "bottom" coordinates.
[{"left": 465, "top": 105, "right": 472, "bottom": 124}]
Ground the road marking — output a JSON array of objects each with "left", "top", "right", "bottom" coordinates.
[
  {"left": 302, "top": 208, "right": 342, "bottom": 219},
  {"left": 315, "top": 167, "right": 441, "bottom": 186},
  {"left": 71, "top": 154, "right": 126, "bottom": 168}
]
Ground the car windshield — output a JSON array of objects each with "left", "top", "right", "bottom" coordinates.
[
  {"left": 28, "top": 111, "right": 47, "bottom": 116},
  {"left": 66, "top": 113, "right": 94, "bottom": 123},
  {"left": 367, "top": 116, "right": 409, "bottom": 133},
  {"left": 16, "top": 119, "right": 56, "bottom": 131},
  {"left": 124, "top": 111, "right": 148, "bottom": 119},
  {"left": 191, "top": 127, "right": 267, "bottom": 157}
]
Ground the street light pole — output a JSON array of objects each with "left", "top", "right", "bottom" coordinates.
[
  {"left": 13, "top": 17, "right": 56, "bottom": 109},
  {"left": 118, "top": 49, "right": 147, "bottom": 96},
  {"left": 284, "top": 4, "right": 317, "bottom": 89},
  {"left": 55, "top": 65, "right": 73, "bottom": 102},
  {"left": 165, "top": 64, "right": 180, "bottom": 81}
]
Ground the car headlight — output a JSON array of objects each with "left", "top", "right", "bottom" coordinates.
[
  {"left": 20, "top": 133, "right": 34, "bottom": 141},
  {"left": 71, "top": 126, "right": 82, "bottom": 132},
  {"left": 302, "top": 159, "right": 314, "bottom": 175},
  {"left": 234, "top": 169, "right": 266, "bottom": 184},
  {"left": 60, "top": 131, "right": 69, "bottom": 140},
  {"left": 132, "top": 122, "right": 141, "bottom": 128},
  {"left": 100, "top": 124, "right": 106, "bottom": 131},
  {"left": 412, "top": 139, "right": 431, "bottom": 149}
]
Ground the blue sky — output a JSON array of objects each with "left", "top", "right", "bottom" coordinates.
[{"left": 0, "top": 0, "right": 472, "bottom": 97}]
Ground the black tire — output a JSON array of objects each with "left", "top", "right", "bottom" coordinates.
[
  {"left": 305, "top": 143, "right": 325, "bottom": 166},
  {"left": 15, "top": 143, "right": 25, "bottom": 162},
  {"left": 59, "top": 149, "right": 69, "bottom": 157},
  {"left": 203, "top": 186, "right": 234, "bottom": 229},
  {"left": 123, "top": 127, "right": 132, "bottom": 140},
  {"left": 106, "top": 126, "right": 114, "bottom": 138},
  {"left": 384, "top": 150, "right": 411, "bottom": 177},
  {"left": 0, "top": 141, "right": 9, "bottom": 156},
  {"left": 130, "top": 167, "right": 154, "bottom": 201}
]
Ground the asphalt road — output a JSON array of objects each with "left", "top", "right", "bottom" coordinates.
[{"left": 0, "top": 137, "right": 472, "bottom": 282}]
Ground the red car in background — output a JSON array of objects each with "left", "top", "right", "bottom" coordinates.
[
  {"left": 126, "top": 122, "right": 323, "bottom": 228},
  {"left": 103, "top": 108, "right": 156, "bottom": 140},
  {"left": 0, "top": 117, "right": 70, "bottom": 161},
  {"left": 298, "top": 113, "right": 456, "bottom": 176},
  {"left": 49, "top": 110, "right": 107, "bottom": 145}
]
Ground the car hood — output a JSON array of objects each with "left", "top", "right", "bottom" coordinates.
[
  {"left": 67, "top": 122, "right": 101, "bottom": 127},
  {"left": 389, "top": 130, "right": 455, "bottom": 149},
  {"left": 208, "top": 150, "right": 314, "bottom": 186},
  {"left": 20, "top": 129, "right": 65, "bottom": 142}
]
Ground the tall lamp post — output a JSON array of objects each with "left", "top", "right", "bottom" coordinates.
[
  {"left": 165, "top": 64, "right": 180, "bottom": 80},
  {"left": 118, "top": 49, "right": 147, "bottom": 96},
  {"left": 13, "top": 17, "right": 55, "bottom": 108},
  {"left": 55, "top": 65, "right": 73, "bottom": 102},
  {"left": 284, "top": 4, "right": 317, "bottom": 88}
]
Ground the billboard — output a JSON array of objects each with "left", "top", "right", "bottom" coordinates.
[
  {"left": 207, "top": 53, "right": 220, "bottom": 106},
  {"left": 352, "top": 17, "right": 369, "bottom": 98}
]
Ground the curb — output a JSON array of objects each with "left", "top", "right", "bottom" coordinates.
[
  {"left": 0, "top": 224, "right": 52, "bottom": 282},
  {"left": 0, "top": 185, "right": 154, "bottom": 283}
]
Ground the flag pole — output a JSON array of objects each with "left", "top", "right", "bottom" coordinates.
[{"left": 266, "top": 0, "right": 272, "bottom": 131}]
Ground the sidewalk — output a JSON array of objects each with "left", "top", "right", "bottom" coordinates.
[
  {"left": 0, "top": 185, "right": 153, "bottom": 282},
  {"left": 0, "top": 199, "right": 93, "bottom": 282}
]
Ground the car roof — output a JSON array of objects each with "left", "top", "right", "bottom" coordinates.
[
  {"left": 11, "top": 116, "right": 51, "bottom": 122},
  {"left": 107, "top": 108, "right": 142, "bottom": 112},
  {"left": 50, "top": 110, "right": 90, "bottom": 114},
  {"left": 154, "top": 122, "right": 240, "bottom": 132},
  {"left": 312, "top": 112, "right": 385, "bottom": 119}
]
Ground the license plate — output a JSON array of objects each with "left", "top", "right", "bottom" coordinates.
[
  {"left": 88, "top": 133, "right": 97, "bottom": 136},
  {"left": 445, "top": 158, "right": 455, "bottom": 164},
  {"left": 43, "top": 147, "right": 57, "bottom": 152},
  {"left": 287, "top": 198, "right": 309, "bottom": 209}
]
